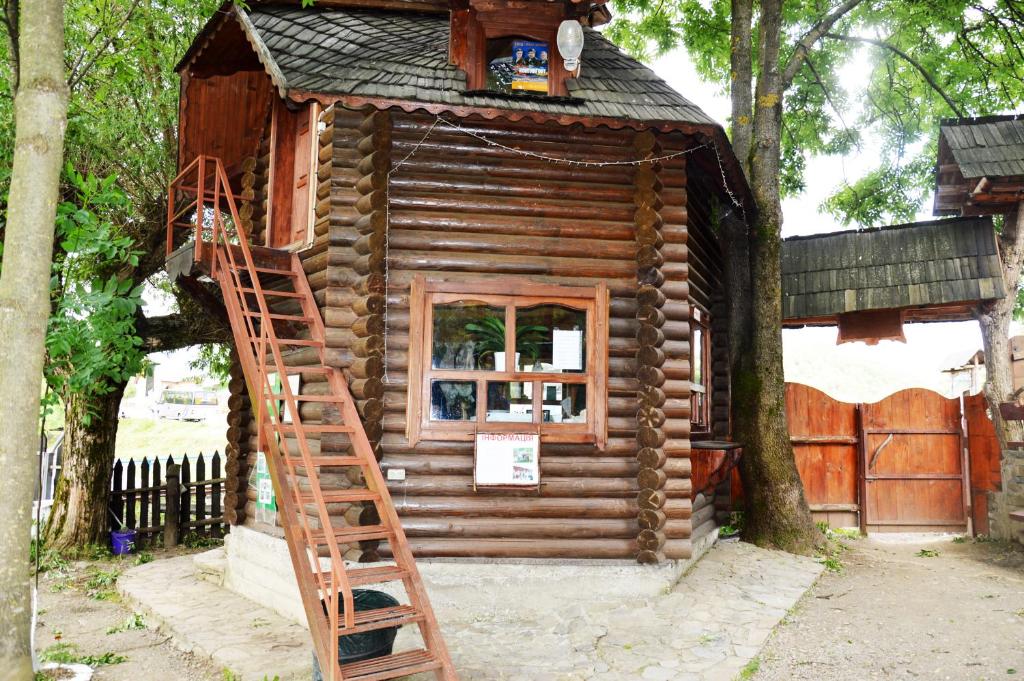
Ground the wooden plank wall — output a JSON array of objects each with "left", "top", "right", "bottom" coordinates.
[
  {"left": 964, "top": 391, "right": 1001, "bottom": 535},
  {"left": 786, "top": 383, "right": 859, "bottom": 528}
]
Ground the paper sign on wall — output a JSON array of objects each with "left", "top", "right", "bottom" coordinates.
[
  {"left": 474, "top": 432, "right": 540, "bottom": 487},
  {"left": 552, "top": 329, "right": 583, "bottom": 371}
]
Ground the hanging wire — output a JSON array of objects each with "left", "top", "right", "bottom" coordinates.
[{"left": 378, "top": 112, "right": 749, "bottom": 381}]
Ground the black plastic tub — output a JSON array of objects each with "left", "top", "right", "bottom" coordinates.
[{"left": 311, "top": 589, "right": 401, "bottom": 680}]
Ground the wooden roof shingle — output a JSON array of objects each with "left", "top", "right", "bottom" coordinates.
[
  {"left": 940, "top": 115, "right": 1024, "bottom": 180},
  {"left": 781, "top": 217, "right": 1004, "bottom": 321},
  {"left": 237, "top": 5, "right": 718, "bottom": 126}
]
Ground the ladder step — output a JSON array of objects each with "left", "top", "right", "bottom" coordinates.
[
  {"left": 277, "top": 423, "right": 354, "bottom": 433},
  {"left": 243, "top": 311, "right": 313, "bottom": 323},
  {"left": 338, "top": 604, "right": 424, "bottom": 635},
  {"left": 338, "top": 648, "right": 441, "bottom": 681},
  {"left": 312, "top": 524, "right": 392, "bottom": 544},
  {"left": 286, "top": 456, "right": 363, "bottom": 468},
  {"left": 300, "top": 489, "right": 381, "bottom": 504},
  {"left": 231, "top": 265, "right": 295, "bottom": 276},
  {"left": 269, "top": 394, "right": 345, "bottom": 403},
  {"left": 344, "top": 564, "right": 410, "bottom": 587},
  {"left": 239, "top": 287, "right": 304, "bottom": 298},
  {"left": 250, "top": 337, "right": 323, "bottom": 347}
]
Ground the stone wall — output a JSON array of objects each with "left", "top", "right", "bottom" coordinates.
[{"left": 989, "top": 447, "right": 1024, "bottom": 543}]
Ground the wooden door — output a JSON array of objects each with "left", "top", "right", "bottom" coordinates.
[
  {"left": 268, "top": 101, "right": 314, "bottom": 249},
  {"left": 861, "top": 389, "right": 967, "bottom": 532},
  {"left": 964, "top": 392, "right": 1001, "bottom": 535}
]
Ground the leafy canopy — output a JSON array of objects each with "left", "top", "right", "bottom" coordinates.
[{"left": 606, "top": 0, "right": 1024, "bottom": 226}]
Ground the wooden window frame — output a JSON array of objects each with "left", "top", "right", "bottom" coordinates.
[
  {"left": 407, "top": 276, "right": 608, "bottom": 449},
  {"left": 690, "top": 305, "right": 712, "bottom": 434}
]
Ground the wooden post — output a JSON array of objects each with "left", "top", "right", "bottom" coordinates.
[
  {"left": 212, "top": 451, "right": 223, "bottom": 538},
  {"left": 110, "top": 460, "right": 123, "bottom": 534},
  {"left": 855, "top": 403, "right": 868, "bottom": 536},
  {"left": 196, "top": 452, "right": 207, "bottom": 537},
  {"left": 164, "top": 463, "right": 181, "bottom": 548},
  {"left": 140, "top": 457, "right": 151, "bottom": 546}
]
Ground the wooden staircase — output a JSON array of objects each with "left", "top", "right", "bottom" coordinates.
[{"left": 167, "top": 156, "right": 457, "bottom": 681}]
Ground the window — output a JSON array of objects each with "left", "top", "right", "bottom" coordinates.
[
  {"left": 485, "top": 36, "right": 550, "bottom": 95},
  {"left": 408, "top": 277, "right": 608, "bottom": 447},
  {"left": 690, "top": 307, "right": 712, "bottom": 432}
]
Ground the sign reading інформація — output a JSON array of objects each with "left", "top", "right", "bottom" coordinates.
[{"left": 474, "top": 432, "right": 540, "bottom": 487}]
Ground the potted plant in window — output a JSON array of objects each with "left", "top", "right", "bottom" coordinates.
[{"left": 465, "top": 317, "right": 547, "bottom": 369}]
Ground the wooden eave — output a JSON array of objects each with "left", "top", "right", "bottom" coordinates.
[{"left": 783, "top": 301, "right": 981, "bottom": 328}]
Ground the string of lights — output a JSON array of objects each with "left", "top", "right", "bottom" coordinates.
[{"left": 379, "top": 112, "right": 748, "bottom": 382}]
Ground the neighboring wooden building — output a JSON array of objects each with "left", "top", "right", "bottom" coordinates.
[
  {"left": 172, "top": 0, "right": 752, "bottom": 565},
  {"left": 781, "top": 217, "right": 1005, "bottom": 343}
]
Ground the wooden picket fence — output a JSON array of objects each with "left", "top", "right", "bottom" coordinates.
[{"left": 109, "top": 451, "right": 227, "bottom": 548}]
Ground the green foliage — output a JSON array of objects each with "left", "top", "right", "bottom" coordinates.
[
  {"left": 106, "top": 612, "right": 146, "bottom": 635},
  {"left": 30, "top": 539, "right": 70, "bottom": 575},
  {"left": 606, "top": 1, "right": 1024, "bottom": 224},
  {"left": 190, "top": 343, "right": 234, "bottom": 383},
  {"left": 464, "top": 317, "right": 548, "bottom": 365},
  {"left": 40, "top": 642, "right": 127, "bottom": 666},
  {"left": 134, "top": 551, "right": 154, "bottom": 566},
  {"left": 916, "top": 548, "right": 940, "bottom": 558},
  {"left": 736, "top": 657, "right": 761, "bottom": 680},
  {"left": 720, "top": 511, "right": 745, "bottom": 538},
  {"left": 44, "top": 168, "right": 144, "bottom": 423},
  {"left": 182, "top": 532, "right": 224, "bottom": 550},
  {"left": 84, "top": 566, "right": 122, "bottom": 600}
]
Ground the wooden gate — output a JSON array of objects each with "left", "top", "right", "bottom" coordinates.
[
  {"left": 860, "top": 389, "right": 966, "bottom": 532},
  {"left": 784, "top": 384, "right": 985, "bottom": 533}
]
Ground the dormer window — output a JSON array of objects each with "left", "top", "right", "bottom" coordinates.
[
  {"left": 486, "top": 37, "right": 551, "bottom": 95},
  {"left": 450, "top": 0, "right": 585, "bottom": 97}
]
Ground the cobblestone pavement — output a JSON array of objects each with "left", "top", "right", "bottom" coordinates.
[
  {"left": 404, "top": 540, "right": 823, "bottom": 681},
  {"left": 120, "top": 539, "right": 822, "bottom": 680}
]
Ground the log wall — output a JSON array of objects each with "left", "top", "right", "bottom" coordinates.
[{"left": 227, "top": 105, "right": 734, "bottom": 562}]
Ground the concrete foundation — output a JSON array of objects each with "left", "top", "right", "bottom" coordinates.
[{"left": 222, "top": 525, "right": 720, "bottom": 626}]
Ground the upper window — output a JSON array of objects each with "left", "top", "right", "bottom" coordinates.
[
  {"left": 485, "top": 37, "right": 550, "bottom": 95},
  {"left": 408, "top": 277, "right": 608, "bottom": 447},
  {"left": 690, "top": 306, "right": 712, "bottom": 433}
]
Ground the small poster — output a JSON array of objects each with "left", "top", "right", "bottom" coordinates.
[
  {"left": 474, "top": 432, "right": 540, "bottom": 487},
  {"left": 511, "top": 40, "right": 549, "bottom": 93},
  {"left": 552, "top": 329, "right": 583, "bottom": 371},
  {"left": 254, "top": 450, "right": 277, "bottom": 525}
]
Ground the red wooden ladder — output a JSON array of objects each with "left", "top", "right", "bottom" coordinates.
[{"left": 167, "top": 155, "right": 457, "bottom": 681}]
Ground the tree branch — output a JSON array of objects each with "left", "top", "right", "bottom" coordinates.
[
  {"left": 825, "top": 33, "right": 967, "bottom": 118},
  {"left": 135, "top": 310, "right": 231, "bottom": 354},
  {"left": 781, "top": 0, "right": 866, "bottom": 90},
  {"left": 1, "top": 0, "right": 19, "bottom": 94},
  {"left": 68, "top": 0, "right": 143, "bottom": 91}
]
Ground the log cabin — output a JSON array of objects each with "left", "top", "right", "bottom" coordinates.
[{"left": 168, "top": 0, "right": 756, "bottom": 590}]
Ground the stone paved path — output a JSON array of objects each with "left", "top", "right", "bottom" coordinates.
[
  {"left": 119, "top": 539, "right": 822, "bottom": 680},
  {"left": 407, "top": 540, "right": 822, "bottom": 681}
]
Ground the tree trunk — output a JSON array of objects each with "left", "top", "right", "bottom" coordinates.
[
  {"left": 730, "top": 0, "right": 822, "bottom": 553},
  {"left": 44, "top": 382, "right": 127, "bottom": 551},
  {"left": 0, "top": 0, "right": 69, "bottom": 677}
]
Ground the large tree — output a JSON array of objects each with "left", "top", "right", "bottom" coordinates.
[
  {"left": 0, "top": 0, "right": 69, "bottom": 677},
  {"left": 0, "top": 0, "right": 225, "bottom": 552},
  {"left": 609, "top": 0, "right": 1024, "bottom": 551}
]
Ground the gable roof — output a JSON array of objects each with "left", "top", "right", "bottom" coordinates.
[
  {"left": 781, "top": 217, "right": 1005, "bottom": 322},
  {"left": 940, "top": 115, "right": 1024, "bottom": 180},
  {"left": 204, "top": 4, "right": 718, "bottom": 127}
]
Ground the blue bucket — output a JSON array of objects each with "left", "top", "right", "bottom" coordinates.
[{"left": 111, "top": 529, "right": 136, "bottom": 555}]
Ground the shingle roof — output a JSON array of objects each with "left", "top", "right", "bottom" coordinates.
[
  {"left": 240, "top": 4, "right": 717, "bottom": 126},
  {"left": 781, "top": 218, "right": 1005, "bottom": 321},
  {"left": 940, "top": 115, "right": 1024, "bottom": 180}
]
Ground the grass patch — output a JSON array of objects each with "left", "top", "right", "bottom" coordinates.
[
  {"left": 735, "top": 657, "right": 760, "bottom": 680},
  {"left": 106, "top": 613, "right": 146, "bottom": 635},
  {"left": 916, "top": 548, "right": 940, "bottom": 558},
  {"left": 720, "top": 512, "right": 744, "bottom": 538},
  {"left": 815, "top": 522, "right": 853, "bottom": 572},
  {"left": 115, "top": 417, "right": 227, "bottom": 460},
  {"left": 84, "top": 566, "right": 121, "bottom": 601},
  {"left": 40, "top": 642, "right": 126, "bottom": 666},
  {"left": 182, "top": 532, "right": 224, "bottom": 550}
]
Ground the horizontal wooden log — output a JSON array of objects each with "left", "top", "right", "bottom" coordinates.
[
  {"left": 400, "top": 517, "right": 644, "bottom": 539},
  {"left": 384, "top": 538, "right": 638, "bottom": 559},
  {"left": 386, "top": 476, "right": 638, "bottom": 497},
  {"left": 392, "top": 496, "right": 638, "bottom": 518},
  {"left": 382, "top": 454, "right": 639, "bottom": 478}
]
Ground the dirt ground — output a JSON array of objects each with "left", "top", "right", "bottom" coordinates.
[
  {"left": 754, "top": 535, "right": 1024, "bottom": 681},
  {"left": 34, "top": 547, "right": 222, "bottom": 681}
]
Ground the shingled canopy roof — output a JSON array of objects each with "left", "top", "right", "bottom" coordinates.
[
  {"left": 191, "top": 3, "right": 719, "bottom": 127},
  {"left": 782, "top": 217, "right": 1005, "bottom": 324},
  {"left": 934, "top": 114, "right": 1024, "bottom": 216}
]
